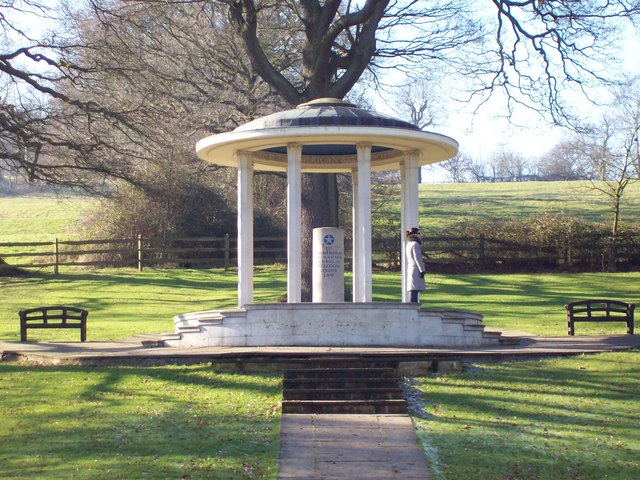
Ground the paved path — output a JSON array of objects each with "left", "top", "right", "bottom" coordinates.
[
  {"left": 2, "top": 333, "right": 639, "bottom": 365},
  {"left": 278, "top": 414, "right": 430, "bottom": 480}
]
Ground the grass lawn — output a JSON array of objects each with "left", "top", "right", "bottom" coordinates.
[
  {"left": 1, "top": 268, "right": 639, "bottom": 340},
  {"left": 2, "top": 188, "right": 640, "bottom": 479},
  {"left": 375, "top": 271, "right": 640, "bottom": 336},
  {"left": 0, "top": 364, "right": 281, "bottom": 480},
  {"left": 3, "top": 181, "right": 640, "bottom": 244},
  {"left": 413, "top": 351, "right": 640, "bottom": 480}
]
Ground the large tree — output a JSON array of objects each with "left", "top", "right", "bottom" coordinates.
[
  {"left": 220, "top": 0, "right": 639, "bottom": 298},
  {"left": 3, "top": 1, "right": 640, "bottom": 293}
]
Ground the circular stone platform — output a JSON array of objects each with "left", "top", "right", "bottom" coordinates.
[{"left": 163, "top": 303, "right": 503, "bottom": 348}]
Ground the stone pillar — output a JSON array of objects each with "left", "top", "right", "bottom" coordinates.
[
  {"left": 401, "top": 151, "right": 420, "bottom": 303},
  {"left": 237, "top": 152, "right": 254, "bottom": 307},
  {"left": 312, "top": 227, "right": 345, "bottom": 302},
  {"left": 355, "top": 144, "right": 372, "bottom": 302},
  {"left": 287, "top": 143, "right": 302, "bottom": 303},
  {"left": 351, "top": 169, "right": 360, "bottom": 303}
]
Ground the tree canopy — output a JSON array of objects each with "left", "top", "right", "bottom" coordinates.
[{"left": 2, "top": 0, "right": 639, "bottom": 187}]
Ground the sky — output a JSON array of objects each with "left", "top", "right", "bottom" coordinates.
[
  {"left": 434, "top": 25, "right": 640, "bottom": 163},
  {"left": 374, "top": 13, "right": 640, "bottom": 182}
]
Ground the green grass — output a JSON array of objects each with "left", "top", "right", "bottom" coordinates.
[
  {"left": 410, "top": 180, "right": 640, "bottom": 229},
  {"left": 2, "top": 268, "right": 638, "bottom": 341},
  {"left": 376, "top": 271, "right": 640, "bottom": 336},
  {"left": 0, "top": 194, "right": 98, "bottom": 243},
  {"left": 413, "top": 351, "right": 640, "bottom": 480},
  {"left": 0, "top": 266, "right": 288, "bottom": 341},
  {"left": 3, "top": 181, "right": 640, "bottom": 244},
  {"left": 0, "top": 364, "right": 281, "bottom": 479}
]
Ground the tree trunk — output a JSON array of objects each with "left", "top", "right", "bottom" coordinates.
[
  {"left": 607, "top": 192, "right": 623, "bottom": 272},
  {"left": 300, "top": 173, "right": 339, "bottom": 301}
]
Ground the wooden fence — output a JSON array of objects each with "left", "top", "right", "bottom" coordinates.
[
  {"left": 1, "top": 233, "right": 639, "bottom": 274},
  {"left": 0, "top": 235, "right": 241, "bottom": 273}
]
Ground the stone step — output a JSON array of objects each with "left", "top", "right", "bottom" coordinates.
[
  {"left": 281, "top": 399, "right": 407, "bottom": 415},
  {"left": 284, "top": 367, "right": 398, "bottom": 380},
  {"left": 283, "top": 387, "right": 404, "bottom": 401},
  {"left": 462, "top": 324, "right": 486, "bottom": 332},
  {"left": 281, "top": 362, "right": 407, "bottom": 414},
  {"left": 283, "top": 378, "right": 400, "bottom": 390},
  {"left": 175, "top": 326, "right": 202, "bottom": 334},
  {"left": 497, "top": 334, "right": 521, "bottom": 345},
  {"left": 291, "top": 358, "right": 400, "bottom": 369},
  {"left": 159, "top": 332, "right": 182, "bottom": 342}
]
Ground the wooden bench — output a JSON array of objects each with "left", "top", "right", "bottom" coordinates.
[
  {"left": 19, "top": 306, "right": 88, "bottom": 342},
  {"left": 565, "top": 300, "right": 634, "bottom": 336}
]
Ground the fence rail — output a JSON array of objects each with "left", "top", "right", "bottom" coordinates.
[
  {"left": 1, "top": 232, "right": 639, "bottom": 274},
  {"left": 0, "top": 235, "right": 242, "bottom": 273}
]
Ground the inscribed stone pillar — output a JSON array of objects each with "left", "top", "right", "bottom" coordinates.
[{"left": 312, "top": 227, "right": 345, "bottom": 302}]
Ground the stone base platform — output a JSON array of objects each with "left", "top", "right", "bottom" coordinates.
[{"left": 162, "top": 303, "right": 502, "bottom": 348}]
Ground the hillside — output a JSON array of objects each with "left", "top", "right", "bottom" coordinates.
[
  {"left": 0, "top": 194, "right": 98, "bottom": 243},
  {"left": 1, "top": 181, "right": 639, "bottom": 243},
  {"left": 418, "top": 180, "right": 640, "bottom": 229}
]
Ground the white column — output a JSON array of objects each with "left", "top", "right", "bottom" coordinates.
[
  {"left": 237, "top": 152, "right": 254, "bottom": 307},
  {"left": 355, "top": 144, "right": 372, "bottom": 302},
  {"left": 287, "top": 143, "right": 303, "bottom": 303},
  {"left": 401, "top": 151, "right": 420, "bottom": 303},
  {"left": 351, "top": 169, "right": 361, "bottom": 303}
]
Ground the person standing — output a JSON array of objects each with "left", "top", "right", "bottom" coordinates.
[{"left": 405, "top": 227, "right": 426, "bottom": 304}]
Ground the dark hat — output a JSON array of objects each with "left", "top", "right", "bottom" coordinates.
[{"left": 409, "top": 227, "right": 420, "bottom": 234}]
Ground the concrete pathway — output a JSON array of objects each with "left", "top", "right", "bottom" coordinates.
[
  {"left": 278, "top": 414, "right": 430, "bottom": 480},
  {"left": 2, "top": 333, "right": 640, "bottom": 365}
]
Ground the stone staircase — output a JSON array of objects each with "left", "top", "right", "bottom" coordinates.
[{"left": 282, "top": 359, "right": 407, "bottom": 414}]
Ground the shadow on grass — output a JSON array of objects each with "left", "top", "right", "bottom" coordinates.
[
  {"left": 0, "top": 364, "right": 282, "bottom": 480},
  {"left": 2, "top": 269, "right": 232, "bottom": 290},
  {"left": 414, "top": 352, "right": 640, "bottom": 479}
]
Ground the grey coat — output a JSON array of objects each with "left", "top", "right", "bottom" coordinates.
[{"left": 405, "top": 237, "right": 426, "bottom": 291}]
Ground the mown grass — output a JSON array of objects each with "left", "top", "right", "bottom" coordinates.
[
  {"left": 0, "top": 266, "right": 287, "bottom": 341},
  {"left": 0, "top": 364, "right": 281, "bottom": 480},
  {"left": 413, "top": 351, "right": 640, "bottom": 480},
  {"left": 2, "top": 187, "right": 640, "bottom": 480},
  {"left": 2, "top": 268, "right": 638, "bottom": 341}
]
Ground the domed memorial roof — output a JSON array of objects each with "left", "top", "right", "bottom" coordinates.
[
  {"left": 234, "top": 98, "right": 419, "bottom": 132},
  {"left": 196, "top": 98, "right": 458, "bottom": 172}
]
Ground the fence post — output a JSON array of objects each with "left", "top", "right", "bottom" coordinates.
[
  {"left": 137, "top": 234, "right": 143, "bottom": 271},
  {"left": 54, "top": 237, "right": 59, "bottom": 275},
  {"left": 224, "top": 233, "right": 230, "bottom": 271}
]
